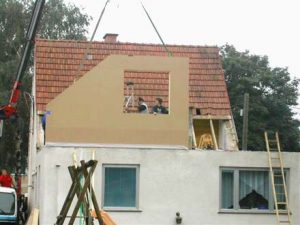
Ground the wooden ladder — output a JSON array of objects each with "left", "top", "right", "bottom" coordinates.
[
  {"left": 264, "top": 132, "right": 292, "bottom": 225},
  {"left": 225, "top": 119, "right": 239, "bottom": 150}
]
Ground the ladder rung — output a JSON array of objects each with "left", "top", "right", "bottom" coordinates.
[
  {"left": 276, "top": 192, "right": 285, "bottom": 195},
  {"left": 269, "top": 148, "right": 278, "bottom": 151},
  {"left": 279, "top": 221, "right": 290, "bottom": 223},
  {"left": 275, "top": 183, "right": 284, "bottom": 186},
  {"left": 277, "top": 202, "right": 287, "bottom": 204},
  {"left": 278, "top": 210, "right": 289, "bottom": 214},
  {"left": 268, "top": 140, "right": 277, "bottom": 143},
  {"left": 271, "top": 157, "right": 280, "bottom": 160},
  {"left": 274, "top": 174, "right": 283, "bottom": 177}
]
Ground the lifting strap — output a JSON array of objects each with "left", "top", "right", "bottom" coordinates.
[
  {"left": 74, "top": 0, "right": 111, "bottom": 82},
  {"left": 74, "top": 0, "right": 173, "bottom": 83},
  {"left": 140, "top": 2, "right": 173, "bottom": 57}
]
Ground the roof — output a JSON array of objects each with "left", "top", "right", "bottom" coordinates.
[{"left": 35, "top": 38, "right": 231, "bottom": 115}]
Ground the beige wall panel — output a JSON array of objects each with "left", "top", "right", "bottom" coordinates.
[{"left": 46, "top": 55, "right": 189, "bottom": 147}]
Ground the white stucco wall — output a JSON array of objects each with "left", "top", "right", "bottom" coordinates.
[{"left": 32, "top": 145, "right": 300, "bottom": 225}]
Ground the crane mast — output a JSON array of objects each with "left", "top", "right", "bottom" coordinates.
[{"left": 0, "top": 0, "right": 45, "bottom": 120}]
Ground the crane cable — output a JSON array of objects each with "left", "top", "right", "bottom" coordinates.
[
  {"left": 74, "top": 0, "right": 172, "bottom": 83},
  {"left": 140, "top": 1, "right": 173, "bottom": 57},
  {"left": 74, "top": 0, "right": 111, "bottom": 82}
]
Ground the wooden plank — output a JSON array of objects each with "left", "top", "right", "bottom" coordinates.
[
  {"left": 265, "top": 132, "right": 292, "bottom": 225},
  {"left": 242, "top": 93, "right": 249, "bottom": 150},
  {"left": 209, "top": 118, "right": 218, "bottom": 149},
  {"left": 276, "top": 132, "right": 292, "bottom": 224},
  {"left": 0, "top": 120, "right": 3, "bottom": 137},
  {"left": 188, "top": 107, "right": 196, "bottom": 149},
  {"left": 91, "top": 210, "right": 117, "bottom": 225},
  {"left": 68, "top": 161, "right": 98, "bottom": 225},
  {"left": 193, "top": 115, "right": 231, "bottom": 120},
  {"left": 26, "top": 208, "right": 39, "bottom": 225}
]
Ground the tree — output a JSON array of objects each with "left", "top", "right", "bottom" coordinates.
[
  {"left": 39, "top": 0, "right": 91, "bottom": 40},
  {"left": 0, "top": 0, "right": 90, "bottom": 171},
  {"left": 221, "top": 44, "right": 300, "bottom": 151}
]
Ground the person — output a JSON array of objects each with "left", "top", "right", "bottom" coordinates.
[
  {"left": 152, "top": 97, "right": 168, "bottom": 114},
  {"left": 0, "top": 169, "right": 14, "bottom": 188},
  {"left": 137, "top": 97, "right": 148, "bottom": 113}
]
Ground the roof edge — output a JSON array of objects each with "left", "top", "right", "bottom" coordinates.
[{"left": 35, "top": 38, "right": 220, "bottom": 49}]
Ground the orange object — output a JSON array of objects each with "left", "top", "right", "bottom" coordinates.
[
  {"left": 90, "top": 210, "right": 117, "bottom": 225},
  {"left": 198, "top": 133, "right": 214, "bottom": 149}
]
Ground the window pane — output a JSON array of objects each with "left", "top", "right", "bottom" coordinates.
[
  {"left": 239, "top": 171, "right": 269, "bottom": 209},
  {"left": 221, "top": 171, "right": 234, "bottom": 209},
  {"left": 0, "top": 193, "right": 15, "bottom": 215},
  {"left": 273, "top": 171, "right": 287, "bottom": 210},
  {"left": 104, "top": 167, "right": 137, "bottom": 207}
]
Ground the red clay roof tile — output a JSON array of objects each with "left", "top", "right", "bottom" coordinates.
[{"left": 35, "top": 39, "right": 231, "bottom": 115}]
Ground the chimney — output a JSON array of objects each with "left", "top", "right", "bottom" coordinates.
[{"left": 103, "top": 33, "right": 118, "bottom": 43}]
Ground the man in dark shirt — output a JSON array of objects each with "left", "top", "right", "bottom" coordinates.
[
  {"left": 152, "top": 98, "right": 168, "bottom": 114},
  {"left": 137, "top": 97, "right": 148, "bottom": 113}
]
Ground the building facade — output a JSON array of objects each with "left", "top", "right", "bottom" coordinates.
[{"left": 28, "top": 34, "right": 300, "bottom": 225}]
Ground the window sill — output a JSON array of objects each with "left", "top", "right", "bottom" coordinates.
[
  {"left": 103, "top": 208, "right": 142, "bottom": 213},
  {"left": 219, "top": 209, "right": 289, "bottom": 215}
]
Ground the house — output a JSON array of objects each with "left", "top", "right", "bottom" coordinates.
[{"left": 28, "top": 34, "right": 300, "bottom": 225}]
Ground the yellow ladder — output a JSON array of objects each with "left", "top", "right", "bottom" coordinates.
[{"left": 264, "top": 132, "right": 292, "bottom": 225}]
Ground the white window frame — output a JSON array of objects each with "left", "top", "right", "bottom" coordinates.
[
  {"left": 219, "top": 167, "right": 289, "bottom": 214},
  {"left": 102, "top": 164, "right": 140, "bottom": 211}
]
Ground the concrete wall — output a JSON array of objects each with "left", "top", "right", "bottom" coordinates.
[
  {"left": 46, "top": 55, "right": 189, "bottom": 147},
  {"left": 32, "top": 145, "right": 300, "bottom": 225}
]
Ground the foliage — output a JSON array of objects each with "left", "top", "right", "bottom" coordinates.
[
  {"left": 0, "top": 0, "right": 90, "bottom": 172},
  {"left": 39, "top": 0, "right": 91, "bottom": 40},
  {"left": 221, "top": 44, "right": 300, "bottom": 151}
]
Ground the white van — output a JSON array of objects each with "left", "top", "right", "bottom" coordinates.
[{"left": 0, "top": 187, "right": 17, "bottom": 225}]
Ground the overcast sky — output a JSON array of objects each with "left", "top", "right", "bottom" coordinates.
[{"left": 66, "top": 0, "right": 300, "bottom": 115}]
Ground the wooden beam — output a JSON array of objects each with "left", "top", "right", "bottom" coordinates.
[
  {"left": 68, "top": 161, "right": 98, "bottom": 225},
  {"left": 242, "top": 93, "right": 249, "bottom": 150},
  {"left": 193, "top": 115, "right": 231, "bottom": 120},
  {"left": 189, "top": 107, "right": 196, "bottom": 149},
  {"left": 26, "top": 208, "right": 39, "bottom": 225},
  {"left": 209, "top": 118, "right": 219, "bottom": 150},
  {"left": 80, "top": 160, "right": 104, "bottom": 225}
]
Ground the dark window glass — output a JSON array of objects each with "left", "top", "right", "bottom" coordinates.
[{"left": 104, "top": 167, "right": 137, "bottom": 208}]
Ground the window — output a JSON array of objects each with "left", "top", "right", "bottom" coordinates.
[
  {"left": 221, "top": 170, "right": 234, "bottom": 209},
  {"left": 220, "top": 168, "right": 288, "bottom": 212},
  {"left": 103, "top": 165, "right": 139, "bottom": 209},
  {"left": 123, "top": 71, "right": 169, "bottom": 114},
  {"left": 0, "top": 192, "right": 15, "bottom": 215},
  {"left": 239, "top": 171, "right": 269, "bottom": 210}
]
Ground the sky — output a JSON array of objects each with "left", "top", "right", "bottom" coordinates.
[{"left": 67, "top": 0, "right": 300, "bottom": 115}]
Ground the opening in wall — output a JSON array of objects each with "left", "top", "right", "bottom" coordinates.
[
  {"left": 123, "top": 71, "right": 169, "bottom": 114},
  {"left": 102, "top": 165, "right": 139, "bottom": 210},
  {"left": 194, "top": 119, "right": 219, "bottom": 149},
  {"left": 220, "top": 168, "right": 289, "bottom": 212}
]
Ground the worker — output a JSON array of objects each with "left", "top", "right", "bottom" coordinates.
[
  {"left": 0, "top": 169, "right": 14, "bottom": 188},
  {"left": 137, "top": 97, "right": 148, "bottom": 113},
  {"left": 152, "top": 97, "right": 168, "bottom": 114}
]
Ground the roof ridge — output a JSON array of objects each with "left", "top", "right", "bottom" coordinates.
[{"left": 35, "top": 38, "right": 219, "bottom": 49}]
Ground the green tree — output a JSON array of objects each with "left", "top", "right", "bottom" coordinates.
[
  {"left": 0, "top": 0, "right": 90, "bottom": 172},
  {"left": 221, "top": 44, "right": 300, "bottom": 151},
  {"left": 39, "top": 0, "right": 91, "bottom": 39}
]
